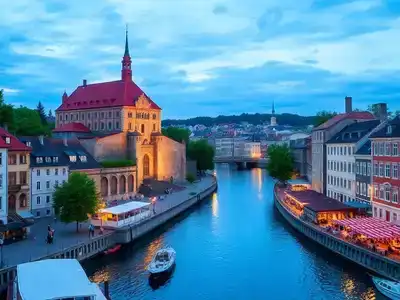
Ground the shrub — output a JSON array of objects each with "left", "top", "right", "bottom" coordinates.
[
  {"left": 100, "top": 159, "right": 136, "bottom": 168},
  {"left": 186, "top": 173, "right": 196, "bottom": 183}
]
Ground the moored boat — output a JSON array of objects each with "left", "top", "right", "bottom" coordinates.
[
  {"left": 7, "top": 259, "right": 108, "bottom": 300},
  {"left": 148, "top": 247, "right": 176, "bottom": 275},
  {"left": 104, "top": 244, "right": 121, "bottom": 255},
  {"left": 372, "top": 275, "right": 400, "bottom": 299}
]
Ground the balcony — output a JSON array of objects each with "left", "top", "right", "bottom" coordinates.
[{"left": 8, "top": 184, "right": 22, "bottom": 193}]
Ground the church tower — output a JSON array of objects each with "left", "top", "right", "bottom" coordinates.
[
  {"left": 270, "top": 100, "right": 277, "bottom": 126},
  {"left": 121, "top": 27, "right": 132, "bottom": 82}
]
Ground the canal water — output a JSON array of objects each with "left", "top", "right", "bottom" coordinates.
[{"left": 84, "top": 166, "right": 385, "bottom": 300}]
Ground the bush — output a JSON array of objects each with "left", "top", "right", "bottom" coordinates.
[
  {"left": 100, "top": 159, "right": 136, "bottom": 168},
  {"left": 186, "top": 173, "right": 196, "bottom": 183}
]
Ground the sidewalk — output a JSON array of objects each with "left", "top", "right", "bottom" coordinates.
[{"left": 0, "top": 176, "right": 215, "bottom": 268}]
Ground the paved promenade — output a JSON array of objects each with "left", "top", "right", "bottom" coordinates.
[{"left": 0, "top": 176, "right": 215, "bottom": 268}]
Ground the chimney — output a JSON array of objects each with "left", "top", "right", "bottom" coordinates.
[
  {"left": 345, "top": 96, "right": 352, "bottom": 113},
  {"left": 375, "top": 103, "right": 388, "bottom": 122},
  {"left": 82, "top": 79, "right": 87, "bottom": 87},
  {"left": 63, "top": 137, "right": 68, "bottom": 147},
  {"left": 38, "top": 135, "right": 44, "bottom": 145}
]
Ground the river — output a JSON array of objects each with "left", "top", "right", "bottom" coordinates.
[{"left": 84, "top": 166, "right": 385, "bottom": 300}]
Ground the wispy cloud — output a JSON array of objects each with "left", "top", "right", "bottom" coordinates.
[
  {"left": 0, "top": 0, "right": 399, "bottom": 118},
  {"left": 0, "top": 87, "right": 20, "bottom": 95}
]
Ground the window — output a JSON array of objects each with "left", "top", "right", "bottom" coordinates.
[
  {"left": 45, "top": 157, "right": 51, "bottom": 163},
  {"left": 79, "top": 155, "right": 87, "bottom": 162},
  {"left": 374, "top": 162, "right": 379, "bottom": 176},
  {"left": 380, "top": 187, "right": 384, "bottom": 199},
  {"left": 153, "top": 123, "right": 156, "bottom": 132},
  {"left": 46, "top": 181, "right": 50, "bottom": 189},
  {"left": 344, "top": 147, "right": 347, "bottom": 155},
  {"left": 46, "top": 209, "right": 51, "bottom": 215},
  {"left": 46, "top": 195, "right": 50, "bottom": 203},
  {"left": 128, "top": 123, "right": 132, "bottom": 130},
  {"left": 385, "top": 163, "right": 391, "bottom": 177},
  {"left": 55, "top": 169, "right": 58, "bottom": 176},
  {"left": 373, "top": 142, "right": 378, "bottom": 155},
  {"left": 367, "top": 184, "right": 371, "bottom": 197},
  {"left": 55, "top": 180, "right": 59, "bottom": 186},
  {"left": 37, "top": 169, "right": 40, "bottom": 176},
  {"left": 128, "top": 112, "right": 132, "bottom": 118},
  {"left": 348, "top": 180, "right": 351, "bottom": 189},
  {"left": 8, "top": 154, "right": 17, "bottom": 165},
  {"left": 141, "top": 124, "right": 145, "bottom": 133},
  {"left": 46, "top": 169, "right": 50, "bottom": 176},
  {"left": 0, "top": 174, "right": 2, "bottom": 189},
  {"left": 356, "top": 182, "right": 360, "bottom": 194},
  {"left": 348, "top": 162, "right": 352, "bottom": 173},
  {"left": 20, "top": 155, "right": 27, "bottom": 164},
  {"left": 108, "top": 122, "right": 112, "bottom": 130},
  {"left": 393, "top": 190, "right": 399, "bottom": 204},
  {"left": 393, "top": 164, "right": 398, "bottom": 179},
  {"left": 116, "top": 121, "right": 119, "bottom": 129},
  {"left": 36, "top": 196, "right": 41, "bottom": 205},
  {"left": 374, "top": 185, "right": 379, "bottom": 198},
  {"left": 379, "top": 143, "right": 384, "bottom": 155},
  {"left": 101, "top": 122, "right": 105, "bottom": 130},
  {"left": 53, "top": 157, "right": 58, "bottom": 163},
  {"left": 367, "top": 162, "right": 371, "bottom": 176},
  {"left": 0, "top": 153, "right": 2, "bottom": 165},
  {"left": 20, "top": 172, "right": 27, "bottom": 185},
  {"left": 385, "top": 185, "right": 391, "bottom": 201},
  {"left": 36, "top": 157, "right": 43, "bottom": 163},
  {"left": 63, "top": 168, "right": 66, "bottom": 175},
  {"left": 5, "top": 137, "right": 10, "bottom": 144},
  {"left": 36, "top": 182, "right": 41, "bottom": 190},
  {"left": 348, "top": 146, "right": 352, "bottom": 155},
  {"left": 386, "top": 143, "right": 391, "bottom": 156},
  {"left": 340, "top": 162, "right": 343, "bottom": 172},
  {"left": 394, "top": 143, "right": 399, "bottom": 156},
  {"left": 356, "top": 162, "right": 360, "bottom": 174},
  {"left": 109, "top": 111, "right": 112, "bottom": 118},
  {"left": 379, "top": 163, "right": 384, "bottom": 177},
  {"left": 353, "top": 163, "right": 355, "bottom": 173},
  {"left": 69, "top": 155, "right": 77, "bottom": 162},
  {"left": 394, "top": 213, "right": 398, "bottom": 222},
  {"left": 343, "top": 163, "right": 347, "bottom": 172}
]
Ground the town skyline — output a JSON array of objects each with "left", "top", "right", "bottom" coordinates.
[{"left": 2, "top": 1, "right": 400, "bottom": 118}]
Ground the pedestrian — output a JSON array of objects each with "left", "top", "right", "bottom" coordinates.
[
  {"left": 100, "top": 227, "right": 104, "bottom": 235},
  {"left": 153, "top": 205, "right": 156, "bottom": 215}
]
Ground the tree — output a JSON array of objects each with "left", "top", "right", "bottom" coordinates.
[
  {"left": 14, "top": 107, "right": 47, "bottom": 136},
  {"left": 48, "top": 109, "right": 53, "bottom": 118},
  {"left": 53, "top": 172, "right": 100, "bottom": 232},
  {"left": 266, "top": 144, "right": 294, "bottom": 183},
  {"left": 186, "top": 173, "right": 196, "bottom": 183},
  {"left": 162, "top": 127, "right": 190, "bottom": 145},
  {"left": 36, "top": 101, "right": 47, "bottom": 125},
  {"left": 314, "top": 110, "right": 337, "bottom": 127},
  {"left": 0, "top": 89, "right": 15, "bottom": 130},
  {"left": 187, "top": 139, "right": 215, "bottom": 171}
]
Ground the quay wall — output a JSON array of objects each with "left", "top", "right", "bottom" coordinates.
[
  {"left": 0, "top": 178, "right": 217, "bottom": 293},
  {"left": 274, "top": 186, "right": 400, "bottom": 281}
]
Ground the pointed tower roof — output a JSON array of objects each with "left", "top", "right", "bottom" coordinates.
[{"left": 124, "top": 25, "right": 130, "bottom": 57}]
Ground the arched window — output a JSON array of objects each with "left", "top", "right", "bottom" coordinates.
[
  {"left": 110, "top": 176, "right": 118, "bottom": 195},
  {"left": 119, "top": 176, "right": 126, "bottom": 194},
  {"left": 128, "top": 175, "right": 134, "bottom": 192},
  {"left": 143, "top": 155, "right": 150, "bottom": 177},
  {"left": 141, "top": 124, "right": 145, "bottom": 134},
  {"left": 101, "top": 177, "right": 109, "bottom": 197}
]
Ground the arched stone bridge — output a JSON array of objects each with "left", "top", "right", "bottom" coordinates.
[{"left": 213, "top": 156, "right": 269, "bottom": 169}]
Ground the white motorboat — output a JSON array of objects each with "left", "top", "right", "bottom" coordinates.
[
  {"left": 148, "top": 247, "right": 176, "bottom": 275},
  {"left": 372, "top": 275, "right": 400, "bottom": 300},
  {"left": 7, "top": 259, "right": 108, "bottom": 300}
]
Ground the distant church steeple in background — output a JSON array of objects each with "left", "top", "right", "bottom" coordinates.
[
  {"left": 121, "top": 25, "right": 132, "bottom": 82},
  {"left": 270, "top": 100, "right": 277, "bottom": 126}
]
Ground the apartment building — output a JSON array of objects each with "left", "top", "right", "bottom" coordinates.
[
  {"left": 370, "top": 116, "right": 400, "bottom": 223},
  {"left": 312, "top": 96, "right": 375, "bottom": 194},
  {"left": 289, "top": 134, "right": 310, "bottom": 178},
  {"left": 326, "top": 120, "right": 380, "bottom": 202},
  {"left": 354, "top": 141, "right": 372, "bottom": 204},
  {"left": 0, "top": 138, "right": 8, "bottom": 224}
]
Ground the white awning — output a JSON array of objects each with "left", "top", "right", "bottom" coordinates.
[{"left": 100, "top": 201, "right": 151, "bottom": 215}]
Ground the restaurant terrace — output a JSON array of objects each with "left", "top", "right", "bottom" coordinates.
[{"left": 284, "top": 190, "right": 358, "bottom": 224}]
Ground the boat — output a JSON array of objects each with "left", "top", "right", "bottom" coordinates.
[
  {"left": 7, "top": 259, "right": 108, "bottom": 300},
  {"left": 147, "top": 247, "right": 176, "bottom": 275},
  {"left": 372, "top": 275, "right": 400, "bottom": 299},
  {"left": 104, "top": 244, "right": 121, "bottom": 255}
]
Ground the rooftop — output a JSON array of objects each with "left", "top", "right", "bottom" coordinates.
[
  {"left": 17, "top": 259, "right": 106, "bottom": 300},
  {"left": 100, "top": 201, "right": 150, "bottom": 215},
  {"left": 18, "top": 136, "right": 100, "bottom": 170},
  {"left": 53, "top": 122, "right": 92, "bottom": 133},
  {"left": 285, "top": 190, "right": 357, "bottom": 213},
  {"left": 355, "top": 140, "right": 372, "bottom": 156},
  {"left": 326, "top": 120, "right": 380, "bottom": 144},
  {"left": 0, "top": 128, "right": 31, "bottom": 151},
  {"left": 313, "top": 111, "right": 375, "bottom": 131},
  {"left": 370, "top": 116, "right": 400, "bottom": 138}
]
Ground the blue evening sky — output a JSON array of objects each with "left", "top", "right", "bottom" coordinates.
[{"left": 1, "top": 0, "right": 400, "bottom": 119}]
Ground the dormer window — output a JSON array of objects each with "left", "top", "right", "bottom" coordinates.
[
  {"left": 387, "top": 125, "right": 392, "bottom": 135},
  {"left": 45, "top": 157, "right": 51, "bottom": 163},
  {"left": 69, "top": 155, "right": 77, "bottom": 162},
  {"left": 79, "top": 155, "right": 87, "bottom": 162},
  {"left": 36, "top": 157, "right": 43, "bottom": 163},
  {"left": 26, "top": 141, "right": 31, "bottom": 147},
  {"left": 53, "top": 157, "right": 58, "bottom": 163},
  {"left": 5, "top": 137, "right": 10, "bottom": 144}
]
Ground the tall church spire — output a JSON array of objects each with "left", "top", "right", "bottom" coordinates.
[
  {"left": 121, "top": 25, "right": 132, "bottom": 82},
  {"left": 270, "top": 100, "right": 277, "bottom": 126},
  {"left": 272, "top": 100, "right": 275, "bottom": 115}
]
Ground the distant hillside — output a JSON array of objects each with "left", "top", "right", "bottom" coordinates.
[{"left": 162, "top": 113, "right": 317, "bottom": 127}]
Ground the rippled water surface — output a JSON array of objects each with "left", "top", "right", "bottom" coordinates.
[{"left": 84, "top": 166, "right": 386, "bottom": 300}]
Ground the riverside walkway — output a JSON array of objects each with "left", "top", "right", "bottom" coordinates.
[{"left": 0, "top": 177, "right": 215, "bottom": 268}]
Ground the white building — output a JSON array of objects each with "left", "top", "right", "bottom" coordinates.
[
  {"left": 326, "top": 120, "right": 381, "bottom": 203},
  {"left": 31, "top": 165, "right": 69, "bottom": 218},
  {"left": 243, "top": 142, "right": 261, "bottom": 158},
  {"left": 0, "top": 146, "right": 8, "bottom": 224}
]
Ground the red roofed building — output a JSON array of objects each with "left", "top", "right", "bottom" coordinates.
[
  {"left": 311, "top": 96, "right": 377, "bottom": 194},
  {"left": 53, "top": 30, "right": 187, "bottom": 187},
  {"left": 0, "top": 128, "right": 32, "bottom": 223}
]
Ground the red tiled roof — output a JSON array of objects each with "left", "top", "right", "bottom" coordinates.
[
  {"left": 0, "top": 128, "right": 31, "bottom": 151},
  {"left": 56, "top": 80, "right": 161, "bottom": 112},
  {"left": 53, "top": 122, "right": 91, "bottom": 133},
  {"left": 314, "top": 111, "right": 375, "bottom": 130}
]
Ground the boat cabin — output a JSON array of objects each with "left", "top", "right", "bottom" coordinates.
[
  {"left": 287, "top": 179, "right": 311, "bottom": 192},
  {"left": 284, "top": 190, "right": 358, "bottom": 225},
  {"left": 8, "top": 259, "right": 107, "bottom": 300},
  {"left": 91, "top": 201, "right": 151, "bottom": 229}
]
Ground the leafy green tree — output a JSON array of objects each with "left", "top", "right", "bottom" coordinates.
[
  {"left": 162, "top": 127, "right": 190, "bottom": 145},
  {"left": 266, "top": 144, "right": 294, "bottom": 183},
  {"left": 14, "top": 107, "right": 46, "bottom": 136},
  {"left": 53, "top": 172, "right": 100, "bottom": 232},
  {"left": 187, "top": 139, "right": 215, "bottom": 171},
  {"left": 36, "top": 101, "right": 47, "bottom": 125},
  {"left": 314, "top": 110, "right": 337, "bottom": 127},
  {"left": 0, "top": 89, "right": 15, "bottom": 130},
  {"left": 186, "top": 173, "right": 196, "bottom": 183}
]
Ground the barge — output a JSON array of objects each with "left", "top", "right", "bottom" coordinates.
[{"left": 274, "top": 185, "right": 400, "bottom": 281}]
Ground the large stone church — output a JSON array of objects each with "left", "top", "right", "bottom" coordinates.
[{"left": 54, "top": 30, "right": 186, "bottom": 190}]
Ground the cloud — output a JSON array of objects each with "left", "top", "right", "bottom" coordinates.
[
  {"left": 0, "top": 88, "right": 20, "bottom": 95},
  {"left": 0, "top": 0, "right": 400, "bottom": 118}
]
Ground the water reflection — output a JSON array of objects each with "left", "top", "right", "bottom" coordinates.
[
  {"left": 144, "top": 235, "right": 164, "bottom": 268},
  {"left": 212, "top": 192, "right": 218, "bottom": 218},
  {"left": 89, "top": 267, "right": 110, "bottom": 284}
]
